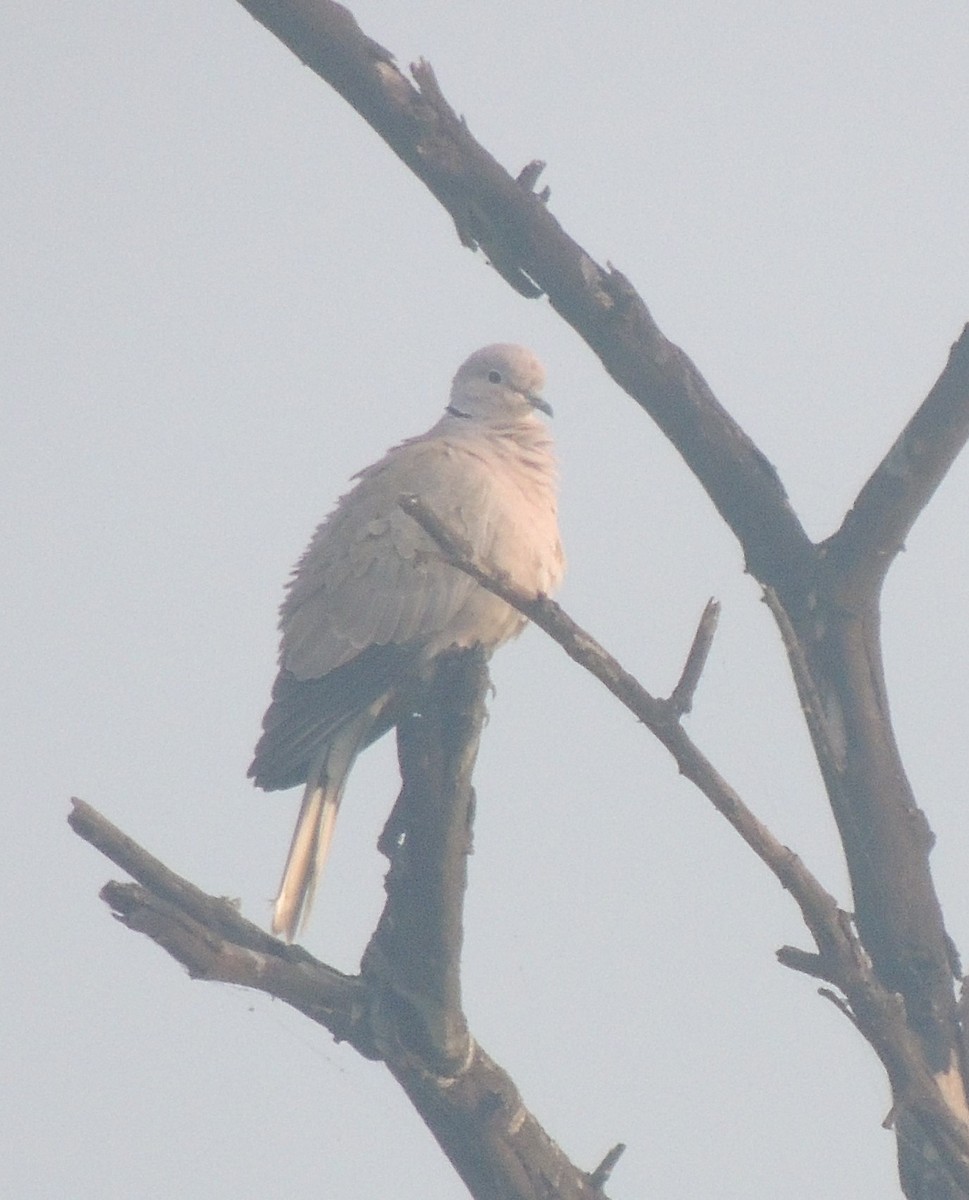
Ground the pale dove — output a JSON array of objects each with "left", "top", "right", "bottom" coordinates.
[{"left": 250, "top": 344, "right": 564, "bottom": 941}]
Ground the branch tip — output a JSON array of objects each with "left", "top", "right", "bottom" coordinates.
[
  {"left": 410, "top": 58, "right": 446, "bottom": 108},
  {"left": 818, "top": 987, "right": 858, "bottom": 1026},
  {"left": 516, "top": 159, "right": 547, "bottom": 196},
  {"left": 667, "top": 597, "right": 720, "bottom": 715},
  {"left": 776, "top": 944, "right": 835, "bottom": 982},
  {"left": 588, "top": 1141, "right": 626, "bottom": 1189}
]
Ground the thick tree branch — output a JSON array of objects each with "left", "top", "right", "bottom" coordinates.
[
  {"left": 233, "top": 0, "right": 814, "bottom": 597},
  {"left": 70, "top": 656, "right": 614, "bottom": 1200},
  {"left": 770, "top": 340, "right": 969, "bottom": 1107},
  {"left": 771, "top": 335, "right": 969, "bottom": 1098},
  {"left": 361, "top": 649, "right": 488, "bottom": 1075}
]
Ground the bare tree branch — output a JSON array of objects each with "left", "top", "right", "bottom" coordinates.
[
  {"left": 667, "top": 598, "right": 721, "bottom": 716},
  {"left": 233, "top": 0, "right": 814, "bottom": 597},
  {"left": 70, "top": 655, "right": 616, "bottom": 1200},
  {"left": 398, "top": 493, "right": 969, "bottom": 1192},
  {"left": 69, "top": 802, "right": 377, "bottom": 1052},
  {"left": 397, "top": 498, "right": 845, "bottom": 948},
  {"left": 69, "top": 798, "right": 299, "bottom": 960},
  {"left": 361, "top": 648, "right": 488, "bottom": 1075},
  {"left": 85, "top": 876, "right": 610, "bottom": 1200},
  {"left": 827, "top": 324, "right": 969, "bottom": 597}
]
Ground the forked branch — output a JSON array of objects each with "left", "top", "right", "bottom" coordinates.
[
  {"left": 69, "top": 654, "right": 616, "bottom": 1200},
  {"left": 400, "top": 493, "right": 969, "bottom": 1191},
  {"left": 826, "top": 324, "right": 969, "bottom": 596}
]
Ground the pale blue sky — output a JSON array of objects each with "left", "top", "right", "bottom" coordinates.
[{"left": 4, "top": 3, "right": 969, "bottom": 1197}]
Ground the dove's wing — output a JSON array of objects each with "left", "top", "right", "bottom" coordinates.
[
  {"left": 279, "top": 436, "right": 488, "bottom": 680},
  {"left": 250, "top": 430, "right": 549, "bottom": 790}
]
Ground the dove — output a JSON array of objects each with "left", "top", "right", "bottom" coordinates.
[{"left": 249, "top": 344, "right": 564, "bottom": 940}]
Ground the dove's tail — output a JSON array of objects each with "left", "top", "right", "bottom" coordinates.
[
  {"left": 271, "top": 780, "right": 342, "bottom": 941},
  {"left": 271, "top": 707, "right": 380, "bottom": 941}
]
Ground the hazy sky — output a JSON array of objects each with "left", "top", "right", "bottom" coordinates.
[{"left": 5, "top": 3, "right": 969, "bottom": 1197}]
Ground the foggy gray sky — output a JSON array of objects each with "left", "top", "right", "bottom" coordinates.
[{"left": 4, "top": 3, "right": 969, "bottom": 1197}]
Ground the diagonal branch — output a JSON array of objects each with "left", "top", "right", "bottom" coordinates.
[
  {"left": 71, "top": 791, "right": 612, "bottom": 1200},
  {"left": 399, "top": 496, "right": 969, "bottom": 1190},
  {"left": 233, "top": 0, "right": 814, "bottom": 597},
  {"left": 667, "top": 598, "right": 721, "bottom": 717},
  {"left": 825, "top": 324, "right": 969, "bottom": 597},
  {"left": 69, "top": 798, "right": 308, "bottom": 961},
  {"left": 69, "top": 800, "right": 377, "bottom": 1052},
  {"left": 399, "top": 498, "right": 846, "bottom": 951}
]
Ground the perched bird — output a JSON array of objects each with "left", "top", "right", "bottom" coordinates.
[{"left": 250, "top": 344, "right": 564, "bottom": 941}]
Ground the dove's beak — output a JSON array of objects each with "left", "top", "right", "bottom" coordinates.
[{"left": 526, "top": 391, "right": 553, "bottom": 417}]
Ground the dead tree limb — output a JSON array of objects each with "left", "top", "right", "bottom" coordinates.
[
  {"left": 233, "top": 0, "right": 812, "bottom": 592},
  {"left": 397, "top": 496, "right": 969, "bottom": 1196},
  {"left": 361, "top": 648, "right": 486, "bottom": 1076},
  {"left": 70, "top": 650, "right": 614, "bottom": 1200}
]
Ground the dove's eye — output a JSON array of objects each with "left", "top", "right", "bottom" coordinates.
[{"left": 487, "top": 370, "right": 503, "bottom": 384}]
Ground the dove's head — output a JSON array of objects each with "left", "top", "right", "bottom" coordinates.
[{"left": 447, "top": 344, "right": 552, "bottom": 423}]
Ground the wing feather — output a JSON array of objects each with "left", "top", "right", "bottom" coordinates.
[
  {"left": 248, "top": 643, "right": 415, "bottom": 791},
  {"left": 280, "top": 439, "right": 490, "bottom": 680}
]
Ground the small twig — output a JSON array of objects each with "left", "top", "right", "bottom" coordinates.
[
  {"left": 588, "top": 1142, "right": 626, "bottom": 1190},
  {"left": 819, "top": 987, "right": 859, "bottom": 1027},
  {"left": 667, "top": 598, "right": 720, "bottom": 716},
  {"left": 516, "top": 159, "right": 550, "bottom": 203},
  {"left": 776, "top": 945, "right": 836, "bottom": 982}
]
